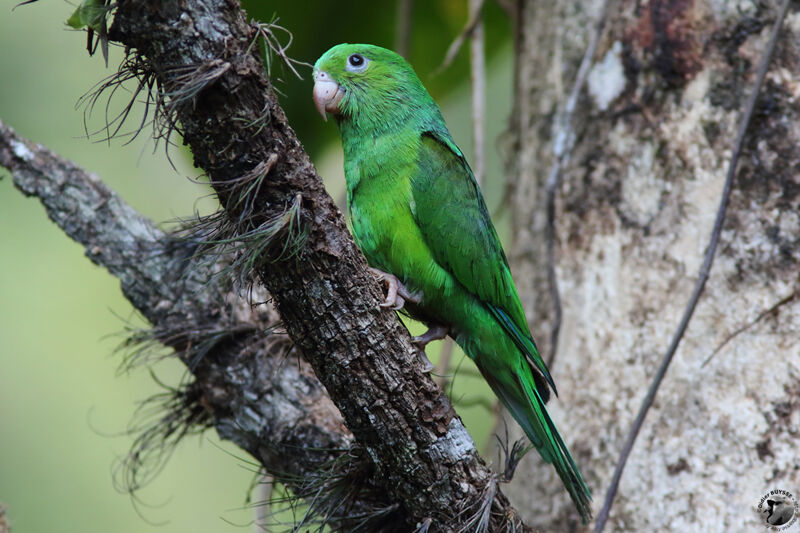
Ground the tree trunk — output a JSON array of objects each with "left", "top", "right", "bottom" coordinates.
[{"left": 506, "top": 0, "right": 800, "bottom": 530}]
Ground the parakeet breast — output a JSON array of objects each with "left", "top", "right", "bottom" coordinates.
[
  {"left": 342, "top": 128, "right": 450, "bottom": 305},
  {"left": 346, "top": 134, "right": 414, "bottom": 270}
]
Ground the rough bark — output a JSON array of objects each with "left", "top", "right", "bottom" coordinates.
[
  {"left": 3, "top": 0, "right": 534, "bottom": 529},
  {"left": 506, "top": 0, "right": 800, "bottom": 531},
  {"left": 0, "top": 118, "right": 364, "bottom": 518}
]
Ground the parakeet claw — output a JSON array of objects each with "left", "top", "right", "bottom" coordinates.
[
  {"left": 410, "top": 324, "right": 448, "bottom": 373},
  {"left": 369, "top": 267, "right": 421, "bottom": 310},
  {"left": 416, "top": 350, "right": 436, "bottom": 373},
  {"left": 411, "top": 323, "right": 449, "bottom": 349}
]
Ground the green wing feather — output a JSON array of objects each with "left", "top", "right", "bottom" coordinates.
[
  {"left": 489, "top": 305, "right": 556, "bottom": 395},
  {"left": 410, "top": 132, "right": 556, "bottom": 393}
]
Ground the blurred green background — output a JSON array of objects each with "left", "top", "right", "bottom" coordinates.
[{"left": 0, "top": 1, "right": 513, "bottom": 531}]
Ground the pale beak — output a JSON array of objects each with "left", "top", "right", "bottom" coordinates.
[{"left": 312, "top": 70, "right": 344, "bottom": 121}]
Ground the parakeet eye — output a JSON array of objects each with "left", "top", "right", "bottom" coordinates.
[{"left": 346, "top": 53, "right": 369, "bottom": 72}]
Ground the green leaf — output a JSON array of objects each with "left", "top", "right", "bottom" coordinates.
[{"left": 66, "top": 0, "right": 107, "bottom": 31}]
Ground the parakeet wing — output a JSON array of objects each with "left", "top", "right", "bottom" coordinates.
[
  {"left": 410, "top": 132, "right": 556, "bottom": 393},
  {"left": 410, "top": 134, "right": 514, "bottom": 307}
]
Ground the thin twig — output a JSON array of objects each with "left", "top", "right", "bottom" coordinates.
[
  {"left": 544, "top": 1, "right": 610, "bottom": 367},
  {"left": 593, "top": 2, "right": 792, "bottom": 530},
  {"left": 435, "top": 338, "right": 456, "bottom": 390},
  {"left": 701, "top": 289, "right": 799, "bottom": 367},
  {"left": 252, "top": 21, "right": 310, "bottom": 81},
  {"left": 0, "top": 503, "right": 8, "bottom": 533},
  {"left": 494, "top": 0, "right": 514, "bottom": 18},
  {"left": 435, "top": 0, "right": 486, "bottom": 74},
  {"left": 254, "top": 473, "right": 274, "bottom": 532},
  {"left": 469, "top": 0, "right": 486, "bottom": 186},
  {"left": 395, "top": 0, "right": 413, "bottom": 58}
]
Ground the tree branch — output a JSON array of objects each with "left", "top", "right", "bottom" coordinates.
[
  {"left": 3, "top": 0, "right": 534, "bottom": 529},
  {"left": 0, "top": 118, "right": 382, "bottom": 528}
]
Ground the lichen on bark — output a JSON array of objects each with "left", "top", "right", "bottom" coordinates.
[{"left": 505, "top": 1, "right": 800, "bottom": 531}]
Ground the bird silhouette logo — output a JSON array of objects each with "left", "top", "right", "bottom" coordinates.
[{"left": 758, "top": 490, "right": 799, "bottom": 530}]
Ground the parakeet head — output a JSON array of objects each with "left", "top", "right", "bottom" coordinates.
[{"left": 312, "top": 43, "right": 437, "bottom": 130}]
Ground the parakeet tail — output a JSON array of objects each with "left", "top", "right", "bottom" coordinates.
[{"left": 480, "top": 364, "right": 593, "bottom": 524}]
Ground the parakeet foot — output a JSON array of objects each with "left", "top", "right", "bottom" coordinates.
[
  {"left": 410, "top": 324, "right": 448, "bottom": 373},
  {"left": 368, "top": 267, "right": 421, "bottom": 310},
  {"left": 411, "top": 323, "right": 449, "bottom": 349},
  {"left": 415, "top": 350, "right": 436, "bottom": 373}
]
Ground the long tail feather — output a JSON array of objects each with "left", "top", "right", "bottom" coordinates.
[{"left": 481, "top": 368, "right": 592, "bottom": 524}]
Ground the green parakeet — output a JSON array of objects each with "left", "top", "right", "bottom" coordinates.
[{"left": 313, "top": 43, "right": 592, "bottom": 523}]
